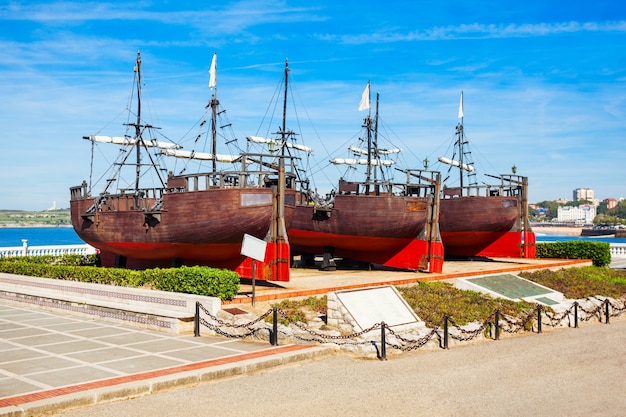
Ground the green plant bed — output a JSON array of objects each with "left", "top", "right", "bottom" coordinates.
[
  {"left": 520, "top": 266, "right": 626, "bottom": 300},
  {"left": 398, "top": 282, "right": 537, "bottom": 328},
  {"left": 268, "top": 296, "right": 328, "bottom": 326}
]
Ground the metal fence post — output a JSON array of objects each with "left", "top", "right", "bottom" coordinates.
[
  {"left": 443, "top": 315, "right": 449, "bottom": 349},
  {"left": 194, "top": 301, "right": 200, "bottom": 337},
  {"left": 604, "top": 299, "right": 610, "bottom": 324},
  {"left": 270, "top": 307, "right": 278, "bottom": 346},
  {"left": 574, "top": 301, "right": 579, "bottom": 328},
  {"left": 494, "top": 309, "right": 500, "bottom": 340},
  {"left": 379, "top": 321, "right": 387, "bottom": 361},
  {"left": 537, "top": 304, "right": 542, "bottom": 334}
]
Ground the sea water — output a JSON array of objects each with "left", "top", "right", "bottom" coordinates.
[
  {"left": 535, "top": 234, "right": 626, "bottom": 244},
  {"left": 0, "top": 227, "right": 84, "bottom": 247},
  {"left": 1, "top": 227, "right": 625, "bottom": 248}
]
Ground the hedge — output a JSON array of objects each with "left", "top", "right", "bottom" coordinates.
[
  {"left": 0, "top": 256, "right": 240, "bottom": 300},
  {"left": 536, "top": 241, "right": 611, "bottom": 267}
]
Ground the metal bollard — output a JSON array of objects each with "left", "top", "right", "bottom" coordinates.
[
  {"left": 270, "top": 307, "right": 278, "bottom": 346},
  {"left": 443, "top": 315, "right": 449, "bottom": 349},
  {"left": 605, "top": 299, "right": 610, "bottom": 324},
  {"left": 494, "top": 309, "right": 500, "bottom": 340},
  {"left": 574, "top": 301, "right": 578, "bottom": 328},
  {"left": 379, "top": 321, "right": 387, "bottom": 361},
  {"left": 194, "top": 301, "right": 200, "bottom": 337},
  {"left": 537, "top": 304, "right": 542, "bottom": 334}
]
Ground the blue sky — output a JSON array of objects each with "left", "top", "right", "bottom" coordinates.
[{"left": 1, "top": 0, "right": 625, "bottom": 210}]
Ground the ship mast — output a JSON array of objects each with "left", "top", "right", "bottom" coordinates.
[
  {"left": 363, "top": 85, "right": 381, "bottom": 194},
  {"left": 456, "top": 91, "right": 465, "bottom": 188},
  {"left": 373, "top": 92, "right": 380, "bottom": 184},
  {"left": 120, "top": 50, "right": 164, "bottom": 194},
  {"left": 363, "top": 81, "right": 372, "bottom": 186},
  {"left": 208, "top": 53, "right": 218, "bottom": 173},
  {"left": 134, "top": 51, "right": 142, "bottom": 192}
]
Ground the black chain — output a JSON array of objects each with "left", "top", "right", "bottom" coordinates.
[
  {"left": 385, "top": 326, "right": 439, "bottom": 351},
  {"left": 286, "top": 310, "right": 382, "bottom": 340},
  {"left": 194, "top": 297, "right": 626, "bottom": 350}
]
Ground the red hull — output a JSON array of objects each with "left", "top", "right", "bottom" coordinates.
[
  {"left": 439, "top": 195, "right": 533, "bottom": 258},
  {"left": 71, "top": 187, "right": 294, "bottom": 280},
  {"left": 288, "top": 194, "right": 441, "bottom": 271}
]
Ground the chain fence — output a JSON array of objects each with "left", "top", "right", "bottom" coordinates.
[{"left": 195, "top": 296, "right": 626, "bottom": 360}]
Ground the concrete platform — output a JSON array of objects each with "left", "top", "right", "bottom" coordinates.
[
  {"left": 230, "top": 257, "right": 591, "bottom": 304},
  {"left": 0, "top": 257, "right": 590, "bottom": 416}
]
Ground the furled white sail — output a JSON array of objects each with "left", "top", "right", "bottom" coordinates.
[
  {"left": 358, "top": 82, "right": 370, "bottom": 111},
  {"left": 348, "top": 145, "right": 401, "bottom": 155},
  {"left": 161, "top": 148, "right": 239, "bottom": 162},
  {"left": 330, "top": 158, "right": 395, "bottom": 166},
  {"left": 246, "top": 136, "right": 312, "bottom": 153},
  {"left": 438, "top": 156, "right": 475, "bottom": 172},
  {"left": 84, "top": 135, "right": 181, "bottom": 150},
  {"left": 209, "top": 53, "right": 217, "bottom": 89}
]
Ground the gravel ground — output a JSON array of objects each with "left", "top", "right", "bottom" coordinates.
[{"left": 50, "top": 318, "right": 626, "bottom": 417}]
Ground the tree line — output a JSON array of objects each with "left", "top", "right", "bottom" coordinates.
[{"left": 531, "top": 200, "right": 626, "bottom": 225}]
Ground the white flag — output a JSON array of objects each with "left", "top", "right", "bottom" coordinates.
[
  {"left": 209, "top": 53, "right": 217, "bottom": 89},
  {"left": 458, "top": 91, "right": 464, "bottom": 119},
  {"left": 358, "top": 82, "right": 370, "bottom": 111}
]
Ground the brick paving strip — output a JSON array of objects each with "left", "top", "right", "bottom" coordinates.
[{"left": 0, "top": 344, "right": 314, "bottom": 408}]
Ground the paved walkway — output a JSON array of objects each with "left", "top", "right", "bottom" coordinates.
[
  {"left": 0, "top": 302, "right": 327, "bottom": 416},
  {"left": 50, "top": 319, "right": 626, "bottom": 417}
]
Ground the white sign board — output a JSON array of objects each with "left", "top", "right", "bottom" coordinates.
[
  {"left": 241, "top": 233, "right": 267, "bottom": 262},
  {"left": 336, "top": 286, "right": 419, "bottom": 330}
]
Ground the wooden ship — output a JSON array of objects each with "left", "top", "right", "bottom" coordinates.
[
  {"left": 70, "top": 52, "right": 296, "bottom": 280},
  {"left": 437, "top": 92, "right": 535, "bottom": 258},
  {"left": 287, "top": 82, "right": 444, "bottom": 272}
]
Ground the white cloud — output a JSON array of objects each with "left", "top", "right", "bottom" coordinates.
[{"left": 333, "top": 20, "right": 626, "bottom": 44}]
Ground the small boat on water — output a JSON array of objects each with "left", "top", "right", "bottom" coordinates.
[
  {"left": 580, "top": 224, "right": 623, "bottom": 237},
  {"left": 70, "top": 52, "right": 296, "bottom": 280},
  {"left": 437, "top": 92, "right": 535, "bottom": 258},
  {"left": 287, "top": 81, "right": 443, "bottom": 272}
]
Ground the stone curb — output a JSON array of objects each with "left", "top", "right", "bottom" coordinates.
[{"left": 0, "top": 346, "right": 333, "bottom": 417}]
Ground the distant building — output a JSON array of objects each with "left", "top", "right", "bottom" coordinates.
[
  {"left": 557, "top": 205, "right": 596, "bottom": 225},
  {"left": 604, "top": 198, "right": 618, "bottom": 209},
  {"left": 573, "top": 188, "right": 595, "bottom": 202}
]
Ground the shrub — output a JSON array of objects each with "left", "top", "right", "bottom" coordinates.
[
  {"left": 536, "top": 241, "right": 611, "bottom": 267},
  {"left": 150, "top": 266, "right": 240, "bottom": 300},
  {"left": 0, "top": 256, "right": 240, "bottom": 300}
]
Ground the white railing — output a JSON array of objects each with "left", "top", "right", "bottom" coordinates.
[
  {"left": 0, "top": 239, "right": 96, "bottom": 258},
  {"left": 610, "top": 244, "right": 626, "bottom": 258},
  {"left": 3, "top": 241, "right": 626, "bottom": 260}
]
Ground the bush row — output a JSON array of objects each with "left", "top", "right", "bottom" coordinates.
[
  {"left": 0, "top": 256, "right": 240, "bottom": 300},
  {"left": 535, "top": 241, "right": 611, "bottom": 267}
]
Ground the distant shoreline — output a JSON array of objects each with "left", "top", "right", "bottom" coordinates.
[
  {"left": 0, "top": 223, "right": 72, "bottom": 229},
  {"left": 533, "top": 226, "right": 582, "bottom": 236}
]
